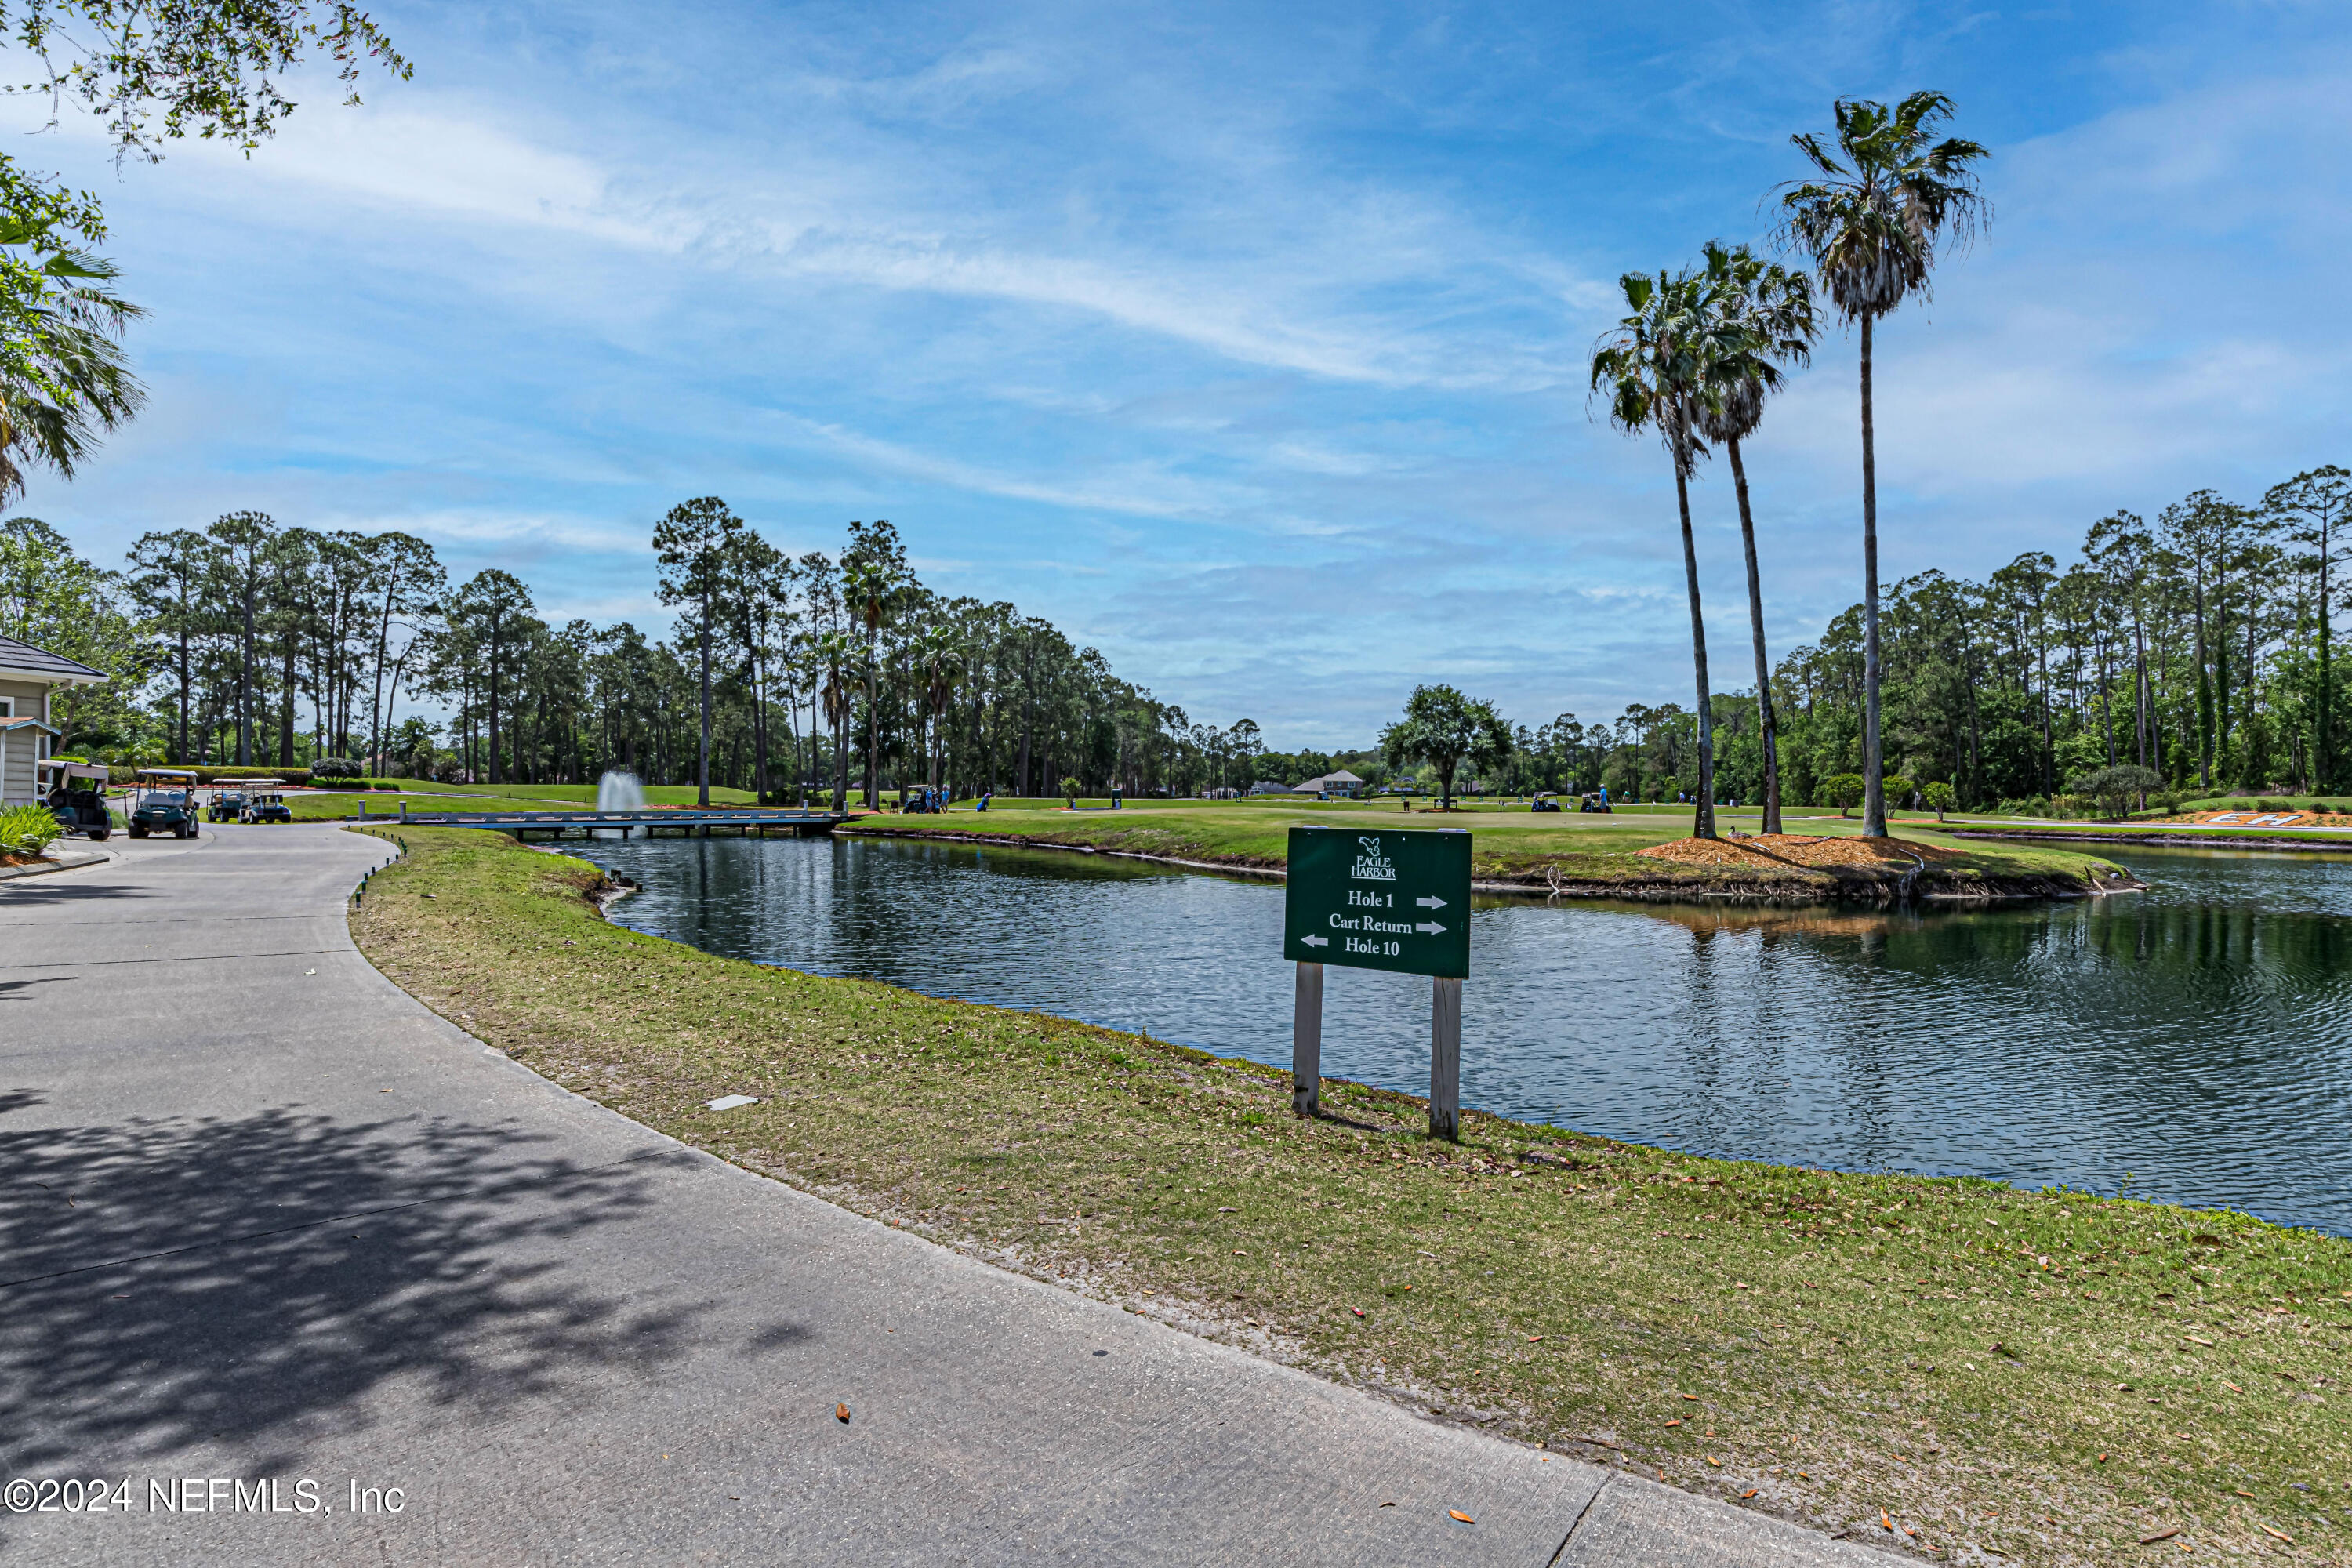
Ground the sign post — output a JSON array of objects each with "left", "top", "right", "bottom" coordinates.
[
  {"left": 1291, "top": 960, "right": 1323, "bottom": 1117},
  {"left": 1282, "top": 826, "right": 1472, "bottom": 1138}
]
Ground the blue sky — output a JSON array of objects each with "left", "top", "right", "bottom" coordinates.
[{"left": 18, "top": 1, "right": 2352, "bottom": 747}]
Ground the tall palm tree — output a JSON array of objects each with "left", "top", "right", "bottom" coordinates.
[
  {"left": 1695, "top": 241, "right": 1816, "bottom": 836},
  {"left": 1778, "top": 92, "right": 1987, "bottom": 837},
  {"left": 1591, "top": 264, "right": 1746, "bottom": 840}
]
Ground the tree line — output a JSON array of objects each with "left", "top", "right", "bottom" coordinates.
[
  {"left": 3, "top": 508, "right": 1284, "bottom": 806},
  {"left": 24, "top": 465, "right": 2336, "bottom": 817},
  {"left": 1403, "top": 467, "right": 2336, "bottom": 814},
  {"left": 1756, "top": 470, "right": 2351, "bottom": 809}
]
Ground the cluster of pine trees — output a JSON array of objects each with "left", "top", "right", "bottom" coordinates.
[
  {"left": 13, "top": 451, "right": 2342, "bottom": 815},
  {"left": 1, "top": 509, "right": 1269, "bottom": 803},
  {"left": 1515, "top": 470, "right": 2350, "bottom": 810}
]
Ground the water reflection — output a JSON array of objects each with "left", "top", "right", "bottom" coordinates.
[{"left": 568, "top": 837, "right": 2352, "bottom": 1233}]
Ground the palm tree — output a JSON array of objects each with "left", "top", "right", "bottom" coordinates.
[
  {"left": 1695, "top": 241, "right": 1816, "bottom": 836},
  {"left": 1590, "top": 264, "right": 1744, "bottom": 840},
  {"left": 0, "top": 223, "right": 144, "bottom": 505},
  {"left": 1778, "top": 92, "right": 1988, "bottom": 837}
]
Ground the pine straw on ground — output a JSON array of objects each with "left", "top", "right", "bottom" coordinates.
[{"left": 1637, "top": 833, "right": 1965, "bottom": 870}]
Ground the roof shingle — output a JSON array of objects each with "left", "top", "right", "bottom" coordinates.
[{"left": 0, "top": 633, "right": 106, "bottom": 684}]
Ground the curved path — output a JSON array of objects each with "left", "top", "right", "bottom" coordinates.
[{"left": 2, "top": 825, "right": 1883, "bottom": 1566}]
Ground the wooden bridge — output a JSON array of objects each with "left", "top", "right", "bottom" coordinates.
[{"left": 371, "top": 804, "right": 860, "bottom": 840}]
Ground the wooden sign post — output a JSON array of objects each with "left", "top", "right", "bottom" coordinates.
[
  {"left": 1291, "top": 960, "right": 1323, "bottom": 1118},
  {"left": 1281, "top": 826, "right": 1472, "bottom": 1139}
]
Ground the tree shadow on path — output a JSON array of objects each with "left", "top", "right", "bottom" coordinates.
[{"left": 0, "top": 1098, "right": 780, "bottom": 1486}]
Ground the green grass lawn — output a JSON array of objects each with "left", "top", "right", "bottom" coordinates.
[
  {"left": 840, "top": 798, "right": 2129, "bottom": 899},
  {"left": 346, "top": 823, "right": 2350, "bottom": 1565}
]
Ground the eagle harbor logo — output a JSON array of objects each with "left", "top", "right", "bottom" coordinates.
[{"left": 1349, "top": 835, "right": 1396, "bottom": 882}]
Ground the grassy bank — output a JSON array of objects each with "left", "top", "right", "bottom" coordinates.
[
  {"left": 838, "top": 800, "right": 2131, "bottom": 903},
  {"left": 348, "top": 825, "right": 2347, "bottom": 1565}
]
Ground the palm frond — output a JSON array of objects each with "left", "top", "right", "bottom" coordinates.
[{"left": 1773, "top": 91, "right": 1991, "bottom": 325}]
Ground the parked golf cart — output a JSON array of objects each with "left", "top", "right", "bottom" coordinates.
[
  {"left": 128, "top": 768, "right": 201, "bottom": 839},
  {"left": 1530, "top": 792, "right": 1562, "bottom": 812},
  {"left": 207, "top": 779, "right": 256, "bottom": 822},
  {"left": 1577, "top": 791, "right": 1613, "bottom": 814},
  {"left": 242, "top": 789, "right": 292, "bottom": 825},
  {"left": 38, "top": 758, "right": 114, "bottom": 840}
]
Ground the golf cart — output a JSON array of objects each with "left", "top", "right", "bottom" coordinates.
[
  {"left": 1530, "top": 792, "right": 1562, "bottom": 812},
  {"left": 128, "top": 768, "right": 201, "bottom": 839},
  {"left": 207, "top": 779, "right": 259, "bottom": 822},
  {"left": 38, "top": 758, "right": 114, "bottom": 840},
  {"left": 241, "top": 786, "right": 292, "bottom": 825},
  {"left": 1577, "top": 791, "right": 1613, "bottom": 814}
]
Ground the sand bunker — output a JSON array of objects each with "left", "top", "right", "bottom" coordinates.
[{"left": 1636, "top": 833, "right": 1962, "bottom": 870}]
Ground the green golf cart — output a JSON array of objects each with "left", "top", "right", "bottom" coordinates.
[
  {"left": 127, "top": 768, "right": 200, "bottom": 840},
  {"left": 38, "top": 758, "right": 114, "bottom": 840}
]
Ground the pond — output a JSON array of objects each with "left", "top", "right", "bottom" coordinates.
[{"left": 565, "top": 834, "right": 2352, "bottom": 1234}]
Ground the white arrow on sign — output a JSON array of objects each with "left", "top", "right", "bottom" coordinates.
[
  {"left": 1415, "top": 920, "right": 1446, "bottom": 935},
  {"left": 1301, "top": 933, "right": 1329, "bottom": 947},
  {"left": 1415, "top": 895, "right": 1447, "bottom": 909}
]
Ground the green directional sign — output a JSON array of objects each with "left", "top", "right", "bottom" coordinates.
[{"left": 1283, "top": 826, "right": 1472, "bottom": 978}]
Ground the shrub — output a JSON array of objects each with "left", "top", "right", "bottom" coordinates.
[
  {"left": 1921, "top": 780, "right": 1955, "bottom": 821},
  {"left": 102, "top": 764, "right": 315, "bottom": 787},
  {"left": 1882, "top": 775, "right": 1916, "bottom": 810},
  {"left": 0, "top": 804, "right": 66, "bottom": 856},
  {"left": 310, "top": 757, "right": 363, "bottom": 779},
  {"left": 1820, "top": 773, "right": 1864, "bottom": 815}
]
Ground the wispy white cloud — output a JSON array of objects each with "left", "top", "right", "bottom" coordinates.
[
  {"left": 760, "top": 411, "right": 1250, "bottom": 520},
  {"left": 328, "top": 507, "right": 649, "bottom": 555},
  {"left": 22, "top": 3, "right": 2352, "bottom": 746}
]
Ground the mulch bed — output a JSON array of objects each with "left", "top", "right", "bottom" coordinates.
[{"left": 1637, "top": 833, "right": 1962, "bottom": 869}]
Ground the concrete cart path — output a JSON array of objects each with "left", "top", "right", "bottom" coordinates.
[{"left": 2, "top": 826, "right": 1890, "bottom": 1566}]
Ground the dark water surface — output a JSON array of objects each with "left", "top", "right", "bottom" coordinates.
[{"left": 568, "top": 835, "right": 2352, "bottom": 1232}]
